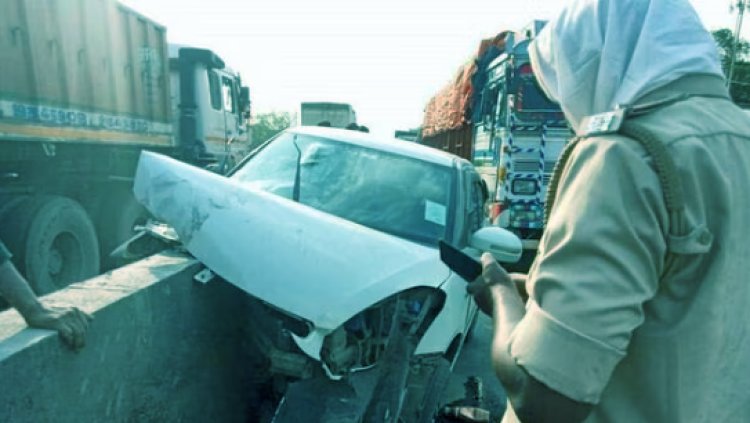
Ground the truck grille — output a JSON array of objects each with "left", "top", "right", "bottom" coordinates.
[{"left": 512, "top": 160, "right": 540, "bottom": 172}]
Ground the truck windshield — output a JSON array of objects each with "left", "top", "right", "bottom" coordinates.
[
  {"left": 518, "top": 78, "right": 558, "bottom": 111},
  {"left": 231, "top": 132, "right": 455, "bottom": 246},
  {"left": 514, "top": 64, "right": 564, "bottom": 121},
  {"left": 300, "top": 104, "right": 355, "bottom": 128}
]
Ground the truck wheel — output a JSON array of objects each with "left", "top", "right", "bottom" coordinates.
[{"left": 6, "top": 196, "right": 100, "bottom": 295}]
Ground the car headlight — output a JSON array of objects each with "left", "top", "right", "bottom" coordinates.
[
  {"left": 511, "top": 179, "right": 538, "bottom": 195},
  {"left": 320, "top": 288, "right": 445, "bottom": 376}
]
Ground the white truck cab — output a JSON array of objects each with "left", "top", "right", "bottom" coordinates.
[{"left": 168, "top": 45, "right": 251, "bottom": 170}]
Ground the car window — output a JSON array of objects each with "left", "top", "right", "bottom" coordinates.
[{"left": 231, "top": 132, "right": 455, "bottom": 246}]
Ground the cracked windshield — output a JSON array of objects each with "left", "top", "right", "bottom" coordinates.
[{"left": 232, "top": 132, "right": 454, "bottom": 245}]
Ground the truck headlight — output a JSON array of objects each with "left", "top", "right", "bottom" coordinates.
[{"left": 512, "top": 179, "right": 537, "bottom": 195}]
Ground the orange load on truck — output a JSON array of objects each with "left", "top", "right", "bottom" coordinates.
[{"left": 420, "top": 33, "right": 508, "bottom": 159}]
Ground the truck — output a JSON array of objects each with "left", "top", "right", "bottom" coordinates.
[
  {"left": 299, "top": 102, "right": 357, "bottom": 128},
  {"left": 0, "top": 0, "right": 251, "bottom": 295},
  {"left": 394, "top": 128, "right": 420, "bottom": 142},
  {"left": 421, "top": 21, "right": 570, "bottom": 268}
]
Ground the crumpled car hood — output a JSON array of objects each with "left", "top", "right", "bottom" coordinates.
[{"left": 133, "top": 152, "right": 451, "bottom": 331}]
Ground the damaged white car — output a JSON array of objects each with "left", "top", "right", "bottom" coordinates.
[{"left": 133, "top": 127, "right": 520, "bottom": 422}]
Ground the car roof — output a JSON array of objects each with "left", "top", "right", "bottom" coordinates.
[{"left": 287, "top": 126, "right": 464, "bottom": 168}]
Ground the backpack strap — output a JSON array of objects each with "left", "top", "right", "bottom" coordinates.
[{"left": 544, "top": 99, "right": 713, "bottom": 258}]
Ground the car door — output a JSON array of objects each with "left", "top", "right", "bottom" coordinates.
[{"left": 460, "top": 166, "right": 486, "bottom": 330}]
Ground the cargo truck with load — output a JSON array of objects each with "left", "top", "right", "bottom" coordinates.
[
  {"left": 420, "top": 21, "right": 570, "bottom": 269},
  {"left": 0, "top": 0, "right": 251, "bottom": 295}
]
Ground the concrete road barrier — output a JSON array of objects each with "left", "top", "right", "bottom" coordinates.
[{"left": 0, "top": 251, "right": 260, "bottom": 423}]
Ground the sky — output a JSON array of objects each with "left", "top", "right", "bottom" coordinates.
[{"left": 121, "top": 0, "right": 744, "bottom": 137}]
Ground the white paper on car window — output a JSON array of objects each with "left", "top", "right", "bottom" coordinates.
[{"left": 424, "top": 200, "right": 447, "bottom": 226}]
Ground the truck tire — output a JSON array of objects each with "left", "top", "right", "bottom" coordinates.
[{"left": 2, "top": 196, "right": 100, "bottom": 295}]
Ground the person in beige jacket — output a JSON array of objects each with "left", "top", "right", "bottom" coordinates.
[{"left": 468, "top": 0, "right": 750, "bottom": 422}]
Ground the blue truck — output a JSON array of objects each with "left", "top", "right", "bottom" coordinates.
[{"left": 421, "top": 21, "right": 571, "bottom": 269}]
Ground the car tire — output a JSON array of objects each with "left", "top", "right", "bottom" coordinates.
[{"left": 2, "top": 196, "right": 100, "bottom": 295}]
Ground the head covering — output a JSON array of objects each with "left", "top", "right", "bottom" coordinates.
[{"left": 528, "top": 0, "right": 724, "bottom": 131}]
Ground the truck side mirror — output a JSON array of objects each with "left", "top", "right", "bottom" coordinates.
[
  {"left": 239, "top": 87, "right": 251, "bottom": 113},
  {"left": 470, "top": 227, "right": 522, "bottom": 263}
]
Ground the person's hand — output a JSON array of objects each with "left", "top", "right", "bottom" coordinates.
[
  {"left": 23, "top": 305, "right": 93, "bottom": 351},
  {"left": 467, "top": 253, "right": 513, "bottom": 316}
]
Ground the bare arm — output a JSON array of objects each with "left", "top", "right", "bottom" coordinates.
[
  {"left": 0, "top": 260, "right": 45, "bottom": 318},
  {"left": 0, "top": 260, "right": 92, "bottom": 350},
  {"left": 468, "top": 253, "right": 592, "bottom": 423}
]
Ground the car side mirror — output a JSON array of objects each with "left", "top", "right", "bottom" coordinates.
[{"left": 470, "top": 227, "right": 522, "bottom": 263}]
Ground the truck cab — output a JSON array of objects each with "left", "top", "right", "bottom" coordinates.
[
  {"left": 169, "top": 45, "right": 251, "bottom": 171},
  {"left": 471, "top": 21, "right": 571, "bottom": 258},
  {"left": 0, "top": 9, "right": 255, "bottom": 297},
  {"left": 299, "top": 102, "right": 357, "bottom": 128}
]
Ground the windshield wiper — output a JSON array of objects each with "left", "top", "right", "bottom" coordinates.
[
  {"left": 366, "top": 224, "right": 437, "bottom": 246},
  {"left": 292, "top": 135, "right": 301, "bottom": 202}
]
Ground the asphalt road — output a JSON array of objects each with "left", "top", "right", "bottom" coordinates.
[{"left": 440, "top": 312, "right": 508, "bottom": 420}]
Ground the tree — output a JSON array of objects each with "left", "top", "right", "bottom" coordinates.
[
  {"left": 713, "top": 28, "right": 750, "bottom": 71},
  {"left": 250, "top": 111, "right": 292, "bottom": 148},
  {"left": 712, "top": 29, "right": 750, "bottom": 107}
]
